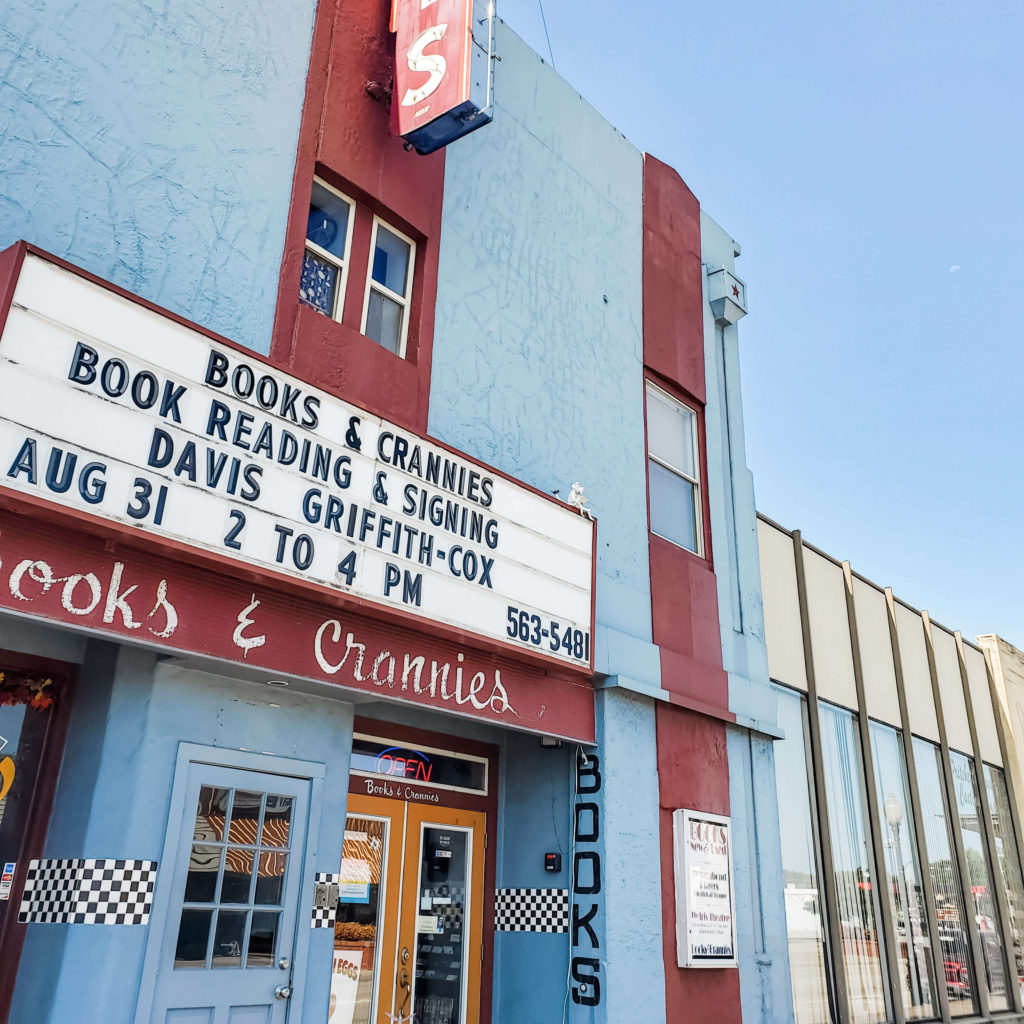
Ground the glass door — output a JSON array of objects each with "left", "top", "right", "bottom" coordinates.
[
  {"left": 330, "top": 796, "right": 403, "bottom": 1024},
  {"left": 333, "top": 797, "right": 484, "bottom": 1024}
]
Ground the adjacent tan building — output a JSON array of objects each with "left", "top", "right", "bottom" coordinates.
[{"left": 759, "top": 513, "right": 1024, "bottom": 1024}]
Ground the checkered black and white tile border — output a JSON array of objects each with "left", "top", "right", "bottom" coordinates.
[
  {"left": 494, "top": 888, "right": 569, "bottom": 933},
  {"left": 18, "top": 859, "right": 157, "bottom": 925},
  {"left": 311, "top": 872, "right": 341, "bottom": 928}
]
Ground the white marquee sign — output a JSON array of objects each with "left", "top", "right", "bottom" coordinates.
[{"left": 0, "top": 255, "right": 594, "bottom": 669}]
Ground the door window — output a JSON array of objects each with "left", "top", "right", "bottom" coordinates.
[
  {"left": 332, "top": 816, "right": 389, "bottom": 1024},
  {"left": 175, "top": 786, "right": 295, "bottom": 969},
  {"left": 411, "top": 826, "right": 470, "bottom": 1024}
]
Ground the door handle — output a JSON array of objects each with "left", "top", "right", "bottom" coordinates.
[
  {"left": 396, "top": 961, "right": 411, "bottom": 1018},
  {"left": 275, "top": 985, "right": 292, "bottom": 1000}
]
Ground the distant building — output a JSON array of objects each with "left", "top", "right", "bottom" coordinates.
[
  {"left": 978, "top": 635, "right": 1024, "bottom": 837},
  {"left": 759, "top": 514, "right": 1024, "bottom": 1023}
]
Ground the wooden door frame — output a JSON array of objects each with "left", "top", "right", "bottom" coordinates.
[
  {"left": 0, "top": 647, "right": 77, "bottom": 1024},
  {"left": 135, "top": 743, "right": 326, "bottom": 1024},
  {"left": 348, "top": 717, "right": 498, "bottom": 1024}
]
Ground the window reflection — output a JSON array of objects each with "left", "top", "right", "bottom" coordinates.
[
  {"left": 984, "top": 764, "right": 1024, "bottom": 1003},
  {"left": 869, "top": 721, "right": 937, "bottom": 1018},
  {"left": 913, "top": 738, "right": 977, "bottom": 1016},
  {"left": 333, "top": 816, "right": 388, "bottom": 1024},
  {"left": 818, "top": 702, "right": 890, "bottom": 1024},
  {"left": 774, "top": 686, "right": 833, "bottom": 1024},
  {"left": 949, "top": 750, "right": 1009, "bottom": 1010}
]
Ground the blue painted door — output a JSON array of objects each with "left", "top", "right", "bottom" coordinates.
[{"left": 149, "top": 761, "right": 311, "bottom": 1024}]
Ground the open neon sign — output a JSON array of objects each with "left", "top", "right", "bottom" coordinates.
[{"left": 375, "top": 746, "right": 434, "bottom": 782}]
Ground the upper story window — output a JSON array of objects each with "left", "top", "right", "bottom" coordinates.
[
  {"left": 300, "top": 178, "right": 354, "bottom": 319},
  {"left": 299, "top": 178, "right": 416, "bottom": 358},
  {"left": 361, "top": 217, "right": 415, "bottom": 357},
  {"left": 646, "top": 381, "right": 702, "bottom": 554}
]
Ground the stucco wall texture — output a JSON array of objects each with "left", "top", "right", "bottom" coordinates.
[
  {"left": 0, "top": 0, "right": 315, "bottom": 356},
  {"left": 432, "top": 24, "right": 653, "bottom": 676}
]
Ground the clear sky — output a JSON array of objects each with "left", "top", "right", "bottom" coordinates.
[{"left": 500, "top": 0, "right": 1024, "bottom": 646}]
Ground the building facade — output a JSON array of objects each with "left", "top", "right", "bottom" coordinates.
[
  {"left": 759, "top": 515, "right": 1024, "bottom": 1024},
  {"left": 979, "top": 636, "right": 1024, "bottom": 831},
  {"left": 0, "top": 2, "right": 791, "bottom": 1023}
]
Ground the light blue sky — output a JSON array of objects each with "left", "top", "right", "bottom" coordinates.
[{"left": 500, "top": 0, "right": 1024, "bottom": 646}]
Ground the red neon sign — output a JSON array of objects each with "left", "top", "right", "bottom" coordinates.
[{"left": 375, "top": 748, "right": 434, "bottom": 782}]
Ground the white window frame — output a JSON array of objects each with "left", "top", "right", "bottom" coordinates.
[
  {"left": 360, "top": 214, "right": 416, "bottom": 359},
  {"left": 646, "top": 381, "right": 703, "bottom": 556},
  {"left": 303, "top": 176, "right": 356, "bottom": 321}
]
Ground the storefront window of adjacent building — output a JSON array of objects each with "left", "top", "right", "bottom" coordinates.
[
  {"left": 361, "top": 218, "right": 415, "bottom": 357},
  {"left": 983, "top": 763, "right": 1024, "bottom": 1001},
  {"left": 818, "top": 701, "right": 891, "bottom": 1024},
  {"left": 300, "top": 178, "right": 354, "bottom": 319},
  {"left": 869, "top": 721, "right": 937, "bottom": 1019},
  {"left": 949, "top": 749, "right": 1010, "bottom": 1011},
  {"left": 646, "top": 382, "right": 701, "bottom": 555},
  {"left": 913, "top": 738, "right": 977, "bottom": 1016},
  {"left": 774, "top": 685, "right": 834, "bottom": 1024}
]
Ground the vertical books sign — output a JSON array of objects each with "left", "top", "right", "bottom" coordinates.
[{"left": 672, "top": 809, "right": 737, "bottom": 968}]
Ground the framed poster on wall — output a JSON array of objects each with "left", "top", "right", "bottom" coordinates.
[{"left": 672, "top": 808, "right": 738, "bottom": 968}]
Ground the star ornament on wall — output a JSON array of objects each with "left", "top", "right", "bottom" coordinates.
[{"left": 731, "top": 283, "right": 740, "bottom": 298}]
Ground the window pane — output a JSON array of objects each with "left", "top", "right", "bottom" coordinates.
[
  {"left": 228, "top": 791, "right": 263, "bottom": 846},
  {"left": 984, "top": 764, "right": 1024, "bottom": 1003},
  {"left": 308, "top": 181, "right": 350, "bottom": 260},
  {"left": 254, "top": 851, "right": 287, "bottom": 906},
  {"left": 647, "top": 386, "right": 696, "bottom": 478},
  {"left": 648, "top": 460, "right": 697, "bottom": 552},
  {"left": 221, "top": 849, "right": 255, "bottom": 903},
  {"left": 818, "top": 702, "right": 890, "bottom": 1024},
  {"left": 247, "top": 910, "right": 280, "bottom": 968},
  {"left": 371, "top": 224, "right": 411, "bottom": 296},
  {"left": 950, "top": 750, "right": 1010, "bottom": 1010},
  {"left": 869, "top": 722, "right": 937, "bottom": 1018},
  {"left": 193, "top": 786, "right": 229, "bottom": 842},
  {"left": 185, "top": 845, "right": 222, "bottom": 904},
  {"left": 300, "top": 249, "right": 339, "bottom": 317},
  {"left": 335, "top": 816, "right": 389, "bottom": 1024},
  {"left": 913, "top": 738, "right": 977, "bottom": 1016},
  {"left": 365, "top": 290, "right": 403, "bottom": 355},
  {"left": 175, "top": 907, "right": 213, "bottom": 968},
  {"left": 414, "top": 827, "right": 469, "bottom": 1024},
  {"left": 775, "top": 687, "right": 833, "bottom": 1024},
  {"left": 212, "top": 909, "right": 248, "bottom": 968},
  {"left": 263, "top": 795, "right": 293, "bottom": 849}
]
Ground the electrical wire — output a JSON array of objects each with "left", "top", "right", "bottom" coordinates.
[{"left": 537, "top": 0, "right": 556, "bottom": 68}]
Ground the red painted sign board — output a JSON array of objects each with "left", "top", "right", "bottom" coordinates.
[
  {"left": 0, "top": 505, "right": 594, "bottom": 742},
  {"left": 394, "top": 0, "right": 472, "bottom": 133},
  {"left": 392, "top": 0, "right": 492, "bottom": 154}
]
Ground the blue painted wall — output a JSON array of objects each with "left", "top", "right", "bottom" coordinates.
[
  {"left": 431, "top": 21, "right": 660, "bottom": 690},
  {"left": 9, "top": 646, "right": 354, "bottom": 1024},
  {"left": 588, "top": 688, "right": 665, "bottom": 1024},
  {"left": 701, "top": 213, "right": 795, "bottom": 1023},
  {"left": 0, "top": 0, "right": 315, "bottom": 355}
]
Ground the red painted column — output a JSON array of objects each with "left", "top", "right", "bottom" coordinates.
[
  {"left": 642, "top": 154, "right": 741, "bottom": 1022},
  {"left": 271, "top": 0, "right": 445, "bottom": 434}
]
